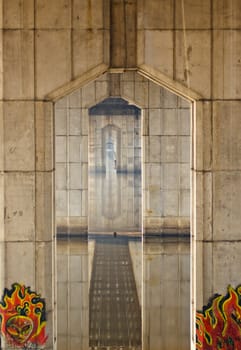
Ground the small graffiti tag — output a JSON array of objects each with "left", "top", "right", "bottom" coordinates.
[
  {"left": 0, "top": 283, "right": 47, "bottom": 349},
  {"left": 196, "top": 285, "right": 241, "bottom": 349}
]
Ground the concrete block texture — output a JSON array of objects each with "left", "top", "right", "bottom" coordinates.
[
  {"left": 199, "top": 241, "right": 241, "bottom": 305},
  {"left": 4, "top": 173, "right": 35, "bottom": 241},
  {"left": 149, "top": 109, "right": 163, "bottom": 135},
  {"left": 213, "top": 242, "right": 241, "bottom": 295},
  {"left": 0, "top": 174, "right": 4, "bottom": 242},
  {"left": 73, "top": 29, "right": 105, "bottom": 77},
  {"left": 2, "top": 1, "right": 241, "bottom": 347},
  {"left": 144, "top": 30, "right": 173, "bottom": 77},
  {"left": 55, "top": 109, "right": 67, "bottom": 136},
  {"left": 175, "top": 0, "right": 211, "bottom": 29},
  {"left": 3, "top": 0, "right": 34, "bottom": 29},
  {"left": 5, "top": 242, "right": 35, "bottom": 287},
  {"left": 213, "top": 171, "right": 241, "bottom": 240},
  {"left": 4, "top": 101, "right": 35, "bottom": 171},
  {"left": 0, "top": 243, "right": 4, "bottom": 294},
  {"left": 193, "top": 171, "right": 213, "bottom": 242},
  {"left": 35, "top": 241, "right": 53, "bottom": 309},
  {"left": 3, "top": 30, "right": 34, "bottom": 99},
  {"left": 0, "top": 106, "right": 5, "bottom": 168},
  {"left": 73, "top": 0, "right": 105, "bottom": 29},
  {"left": 213, "top": 102, "right": 241, "bottom": 170},
  {"left": 213, "top": 30, "right": 241, "bottom": 99},
  {"left": 36, "top": 0, "right": 71, "bottom": 29},
  {"left": 194, "top": 101, "right": 212, "bottom": 171},
  {"left": 36, "top": 172, "right": 54, "bottom": 241},
  {"left": 36, "top": 30, "right": 71, "bottom": 99},
  {"left": 175, "top": 30, "right": 211, "bottom": 98},
  {"left": 138, "top": 0, "right": 174, "bottom": 29},
  {"left": 36, "top": 102, "right": 54, "bottom": 171},
  {"left": 213, "top": 0, "right": 241, "bottom": 29}
]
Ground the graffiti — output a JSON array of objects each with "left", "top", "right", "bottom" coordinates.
[
  {"left": 196, "top": 285, "right": 241, "bottom": 349},
  {"left": 0, "top": 283, "right": 47, "bottom": 348}
]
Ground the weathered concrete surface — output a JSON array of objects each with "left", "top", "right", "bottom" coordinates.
[
  {"left": 110, "top": 0, "right": 137, "bottom": 68},
  {"left": 0, "top": 0, "right": 241, "bottom": 348}
]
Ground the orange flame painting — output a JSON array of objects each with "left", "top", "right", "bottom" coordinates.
[
  {"left": 196, "top": 285, "right": 241, "bottom": 350},
  {"left": 0, "top": 283, "right": 47, "bottom": 348}
]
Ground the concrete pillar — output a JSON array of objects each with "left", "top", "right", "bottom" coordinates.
[
  {"left": 0, "top": 0, "right": 4, "bottom": 304},
  {"left": 110, "top": 0, "right": 137, "bottom": 68},
  {"left": 2, "top": 101, "right": 55, "bottom": 350}
]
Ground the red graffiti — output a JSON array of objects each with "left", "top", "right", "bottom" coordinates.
[
  {"left": 196, "top": 285, "right": 241, "bottom": 349},
  {"left": 0, "top": 283, "right": 47, "bottom": 348}
]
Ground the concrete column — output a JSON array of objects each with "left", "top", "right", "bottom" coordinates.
[
  {"left": 110, "top": 0, "right": 137, "bottom": 68},
  {"left": 2, "top": 99, "right": 55, "bottom": 350},
  {"left": 1, "top": 2, "right": 55, "bottom": 348},
  {"left": 0, "top": 0, "right": 4, "bottom": 301}
]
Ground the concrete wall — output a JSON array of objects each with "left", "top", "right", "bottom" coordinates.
[
  {"left": 1, "top": 0, "right": 241, "bottom": 348},
  {"left": 55, "top": 90, "right": 89, "bottom": 235}
]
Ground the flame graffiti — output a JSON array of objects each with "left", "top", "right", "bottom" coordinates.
[
  {"left": 196, "top": 285, "right": 241, "bottom": 349},
  {"left": 0, "top": 283, "right": 47, "bottom": 348}
]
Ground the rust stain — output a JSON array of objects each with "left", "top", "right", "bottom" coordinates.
[
  {"left": 187, "top": 45, "right": 192, "bottom": 60},
  {"left": 87, "top": 0, "right": 93, "bottom": 29}
]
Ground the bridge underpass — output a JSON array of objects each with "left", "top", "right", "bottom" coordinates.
[{"left": 55, "top": 71, "right": 191, "bottom": 350}]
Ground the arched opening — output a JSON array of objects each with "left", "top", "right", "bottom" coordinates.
[{"left": 54, "top": 70, "right": 192, "bottom": 349}]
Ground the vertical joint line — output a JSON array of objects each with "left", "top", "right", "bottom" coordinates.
[
  {"left": 71, "top": 0, "right": 74, "bottom": 80},
  {"left": 33, "top": 0, "right": 37, "bottom": 100},
  {"left": 173, "top": 0, "right": 176, "bottom": 81},
  {"left": 123, "top": 0, "right": 127, "bottom": 68},
  {"left": 109, "top": 0, "right": 113, "bottom": 67},
  {"left": 210, "top": 0, "right": 213, "bottom": 100},
  {"left": 33, "top": 0, "right": 37, "bottom": 291}
]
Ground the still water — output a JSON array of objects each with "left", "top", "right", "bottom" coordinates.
[{"left": 57, "top": 235, "right": 190, "bottom": 350}]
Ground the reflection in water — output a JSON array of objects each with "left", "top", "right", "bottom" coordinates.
[
  {"left": 89, "top": 235, "right": 141, "bottom": 348},
  {"left": 57, "top": 236, "right": 190, "bottom": 350},
  {"left": 143, "top": 237, "right": 190, "bottom": 350},
  {"left": 57, "top": 238, "right": 89, "bottom": 350},
  {"left": 105, "top": 139, "right": 117, "bottom": 172},
  {"left": 89, "top": 172, "right": 141, "bottom": 230}
]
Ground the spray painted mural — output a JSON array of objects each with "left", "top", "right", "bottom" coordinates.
[
  {"left": 196, "top": 285, "right": 241, "bottom": 349},
  {"left": 0, "top": 283, "right": 47, "bottom": 348}
]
